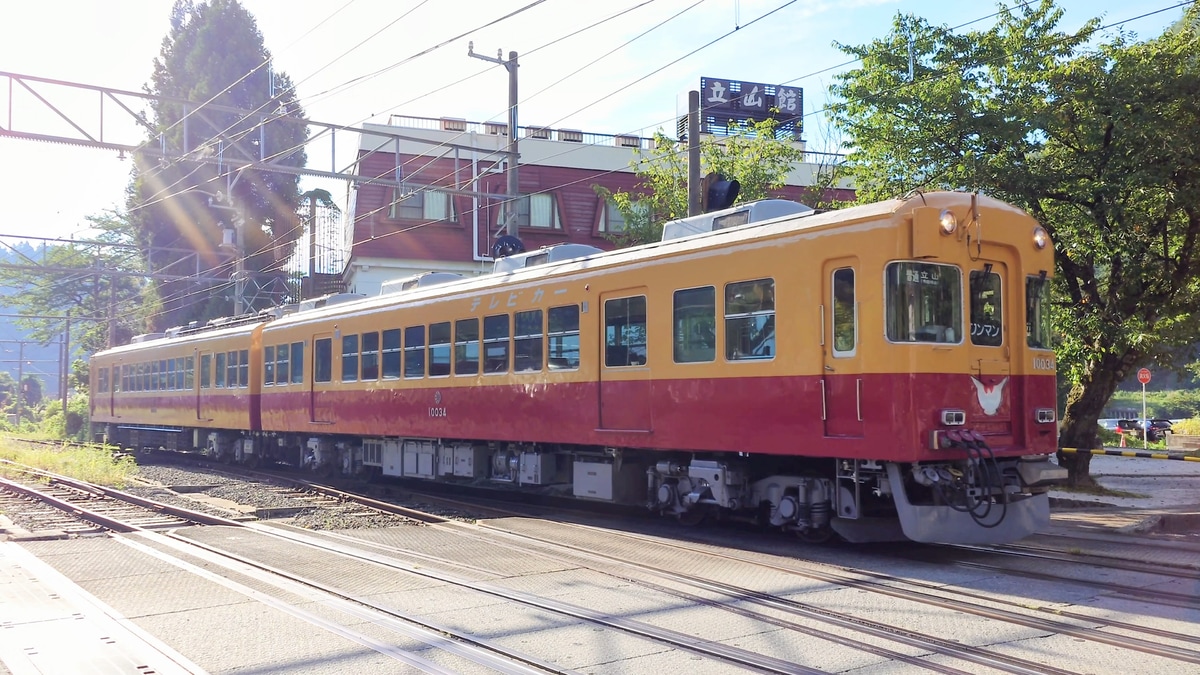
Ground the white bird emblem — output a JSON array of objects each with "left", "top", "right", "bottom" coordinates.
[{"left": 971, "top": 376, "right": 1008, "bottom": 415}]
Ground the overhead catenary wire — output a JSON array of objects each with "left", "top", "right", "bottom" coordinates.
[{"left": 74, "top": 1, "right": 1197, "bottom": 328}]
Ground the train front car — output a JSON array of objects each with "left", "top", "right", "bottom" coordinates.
[
  {"left": 643, "top": 192, "right": 1063, "bottom": 545},
  {"left": 843, "top": 192, "right": 1063, "bottom": 543}
]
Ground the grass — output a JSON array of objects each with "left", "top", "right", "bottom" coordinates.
[{"left": 0, "top": 436, "right": 139, "bottom": 488}]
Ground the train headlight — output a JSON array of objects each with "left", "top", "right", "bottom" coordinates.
[
  {"left": 940, "top": 409, "right": 966, "bottom": 425},
  {"left": 938, "top": 209, "right": 957, "bottom": 235},
  {"left": 1032, "top": 226, "right": 1050, "bottom": 250}
]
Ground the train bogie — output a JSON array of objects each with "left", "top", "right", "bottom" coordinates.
[{"left": 91, "top": 191, "right": 1067, "bottom": 545}]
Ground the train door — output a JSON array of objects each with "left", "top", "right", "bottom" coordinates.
[
  {"left": 822, "top": 259, "right": 864, "bottom": 437},
  {"left": 966, "top": 258, "right": 1012, "bottom": 432},
  {"left": 311, "top": 333, "right": 335, "bottom": 424},
  {"left": 598, "top": 290, "right": 652, "bottom": 430}
]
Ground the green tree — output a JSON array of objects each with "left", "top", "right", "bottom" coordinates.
[
  {"left": 129, "top": 0, "right": 309, "bottom": 330},
  {"left": 828, "top": 1, "right": 1200, "bottom": 485},
  {"left": 596, "top": 117, "right": 807, "bottom": 246},
  {"left": 0, "top": 211, "right": 148, "bottom": 357}
]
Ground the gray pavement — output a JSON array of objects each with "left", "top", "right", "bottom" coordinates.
[{"left": 1049, "top": 451, "right": 1200, "bottom": 510}]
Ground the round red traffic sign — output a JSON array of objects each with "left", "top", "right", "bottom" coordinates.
[{"left": 1137, "top": 368, "right": 1152, "bottom": 384}]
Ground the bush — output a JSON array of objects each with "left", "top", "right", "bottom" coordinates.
[{"left": 1170, "top": 417, "right": 1200, "bottom": 435}]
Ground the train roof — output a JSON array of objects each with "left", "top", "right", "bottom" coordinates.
[
  {"left": 260, "top": 193, "right": 959, "bottom": 330},
  {"left": 97, "top": 191, "right": 1036, "bottom": 344}
]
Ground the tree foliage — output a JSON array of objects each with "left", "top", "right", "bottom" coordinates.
[
  {"left": 129, "top": 0, "right": 309, "bottom": 330},
  {"left": 0, "top": 212, "right": 148, "bottom": 357},
  {"left": 596, "top": 118, "right": 807, "bottom": 246},
  {"left": 828, "top": 1, "right": 1200, "bottom": 484}
]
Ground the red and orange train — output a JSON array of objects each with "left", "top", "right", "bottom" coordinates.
[{"left": 91, "top": 191, "right": 1066, "bottom": 544}]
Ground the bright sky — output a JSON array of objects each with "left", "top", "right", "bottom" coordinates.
[{"left": 0, "top": 0, "right": 1188, "bottom": 242}]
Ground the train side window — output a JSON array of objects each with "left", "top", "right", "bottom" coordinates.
[
  {"left": 165, "top": 358, "right": 175, "bottom": 390},
  {"left": 215, "top": 353, "right": 226, "bottom": 388},
  {"left": 673, "top": 287, "right": 715, "bottom": 363},
  {"left": 290, "top": 342, "right": 304, "bottom": 384},
  {"left": 277, "top": 343, "right": 291, "bottom": 384},
  {"left": 969, "top": 269, "right": 1003, "bottom": 346},
  {"left": 832, "top": 269, "right": 857, "bottom": 357},
  {"left": 404, "top": 326, "right": 426, "bottom": 378},
  {"left": 185, "top": 356, "right": 194, "bottom": 389},
  {"left": 361, "top": 331, "right": 379, "bottom": 380},
  {"left": 725, "top": 280, "right": 774, "bottom": 361},
  {"left": 264, "top": 346, "right": 275, "bottom": 385},
  {"left": 342, "top": 334, "right": 359, "bottom": 382},
  {"left": 1026, "top": 275, "right": 1053, "bottom": 350},
  {"left": 548, "top": 305, "right": 580, "bottom": 370},
  {"left": 429, "top": 322, "right": 451, "bottom": 376},
  {"left": 227, "top": 351, "right": 239, "bottom": 388},
  {"left": 885, "top": 262, "right": 962, "bottom": 344},
  {"left": 200, "top": 355, "right": 211, "bottom": 388},
  {"left": 483, "top": 315, "right": 509, "bottom": 373},
  {"left": 381, "top": 330, "right": 401, "bottom": 379},
  {"left": 455, "top": 319, "right": 480, "bottom": 375},
  {"left": 238, "top": 350, "right": 249, "bottom": 387},
  {"left": 514, "top": 310, "right": 544, "bottom": 372},
  {"left": 315, "top": 338, "right": 332, "bottom": 383},
  {"left": 605, "top": 296, "right": 648, "bottom": 367}
]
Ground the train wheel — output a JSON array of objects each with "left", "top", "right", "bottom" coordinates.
[
  {"left": 675, "top": 508, "right": 707, "bottom": 527},
  {"left": 796, "top": 527, "right": 834, "bottom": 544}
]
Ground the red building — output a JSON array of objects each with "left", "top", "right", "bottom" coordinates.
[{"left": 343, "top": 115, "right": 848, "bottom": 295}]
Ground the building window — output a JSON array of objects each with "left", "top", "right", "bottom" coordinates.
[
  {"left": 599, "top": 199, "right": 648, "bottom": 233},
  {"left": 390, "top": 186, "right": 455, "bottom": 221},
  {"left": 515, "top": 193, "right": 561, "bottom": 229}
]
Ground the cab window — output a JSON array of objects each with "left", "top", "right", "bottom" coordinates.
[
  {"left": 885, "top": 262, "right": 962, "bottom": 344},
  {"left": 969, "top": 269, "right": 1002, "bottom": 346}
]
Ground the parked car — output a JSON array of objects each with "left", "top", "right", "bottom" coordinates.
[
  {"left": 1115, "top": 418, "right": 1173, "bottom": 441},
  {"left": 1147, "top": 418, "right": 1173, "bottom": 441},
  {"left": 1097, "top": 418, "right": 1119, "bottom": 431}
]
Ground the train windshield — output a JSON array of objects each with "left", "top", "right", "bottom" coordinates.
[
  {"left": 969, "top": 269, "right": 1002, "bottom": 346},
  {"left": 1026, "top": 275, "right": 1053, "bottom": 349},
  {"left": 885, "top": 262, "right": 962, "bottom": 344}
]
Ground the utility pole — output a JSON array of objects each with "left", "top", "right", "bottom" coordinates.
[
  {"left": 468, "top": 42, "right": 520, "bottom": 235},
  {"left": 307, "top": 193, "right": 317, "bottom": 300},
  {"left": 687, "top": 90, "right": 701, "bottom": 217}
]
